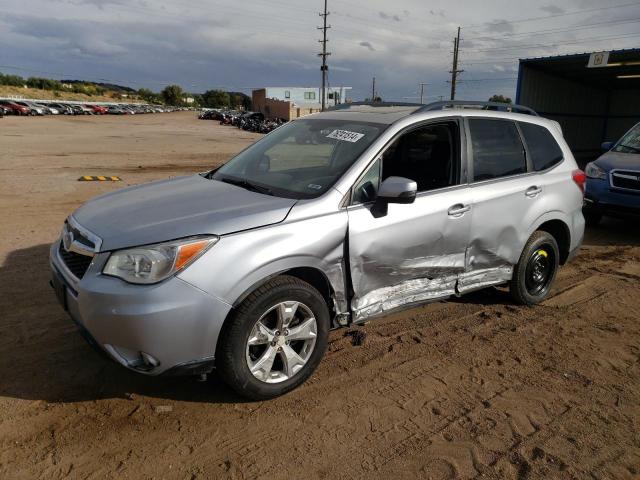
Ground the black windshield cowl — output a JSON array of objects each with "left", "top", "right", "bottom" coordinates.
[{"left": 217, "top": 175, "right": 275, "bottom": 196}]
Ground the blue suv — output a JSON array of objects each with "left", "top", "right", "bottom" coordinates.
[{"left": 584, "top": 121, "right": 640, "bottom": 225}]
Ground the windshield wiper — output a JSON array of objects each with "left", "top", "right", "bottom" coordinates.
[
  {"left": 218, "top": 176, "right": 274, "bottom": 196},
  {"left": 617, "top": 144, "right": 640, "bottom": 153}
]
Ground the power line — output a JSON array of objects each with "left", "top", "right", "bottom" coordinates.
[
  {"left": 464, "top": 31, "right": 640, "bottom": 54},
  {"left": 468, "top": 17, "right": 640, "bottom": 42},
  {"left": 466, "top": 1, "right": 640, "bottom": 29},
  {"left": 457, "top": 77, "right": 518, "bottom": 82}
]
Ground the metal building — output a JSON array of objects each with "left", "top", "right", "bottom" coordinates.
[
  {"left": 252, "top": 86, "right": 352, "bottom": 109},
  {"left": 516, "top": 48, "right": 640, "bottom": 166}
]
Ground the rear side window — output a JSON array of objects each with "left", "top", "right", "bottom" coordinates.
[
  {"left": 519, "top": 122, "right": 563, "bottom": 171},
  {"left": 468, "top": 119, "right": 526, "bottom": 181}
]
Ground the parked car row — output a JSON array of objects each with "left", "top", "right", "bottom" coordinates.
[
  {"left": 0, "top": 99, "right": 187, "bottom": 117},
  {"left": 199, "top": 108, "right": 287, "bottom": 134}
]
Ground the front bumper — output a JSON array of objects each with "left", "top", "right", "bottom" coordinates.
[
  {"left": 585, "top": 178, "right": 640, "bottom": 217},
  {"left": 50, "top": 241, "right": 232, "bottom": 376}
]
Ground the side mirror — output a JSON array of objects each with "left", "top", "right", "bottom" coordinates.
[
  {"left": 601, "top": 141, "right": 614, "bottom": 151},
  {"left": 371, "top": 176, "right": 417, "bottom": 217},
  {"left": 378, "top": 176, "right": 417, "bottom": 204}
]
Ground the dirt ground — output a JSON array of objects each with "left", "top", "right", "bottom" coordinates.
[{"left": 1, "top": 112, "right": 639, "bottom": 480}]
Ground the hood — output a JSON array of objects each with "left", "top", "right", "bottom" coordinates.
[
  {"left": 595, "top": 151, "right": 640, "bottom": 171},
  {"left": 73, "top": 175, "right": 297, "bottom": 251}
]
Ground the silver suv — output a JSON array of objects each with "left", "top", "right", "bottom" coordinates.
[{"left": 50, "top": 101, "right": 585, "bottom": 399}]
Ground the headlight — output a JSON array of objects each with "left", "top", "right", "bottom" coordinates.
[
  {"left": 103, "top": 236, "right": 218, "bottom": 284},
  {"left": 585, "top": 162, "right": 607, "bottom": 180}
]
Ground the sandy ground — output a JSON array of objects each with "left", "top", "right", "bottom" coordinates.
[{"left": 0, "top": 112, "right": 639, "bottom": 480}]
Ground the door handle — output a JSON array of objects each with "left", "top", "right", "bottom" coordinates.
[
  {"left": 448, "top": 204, "right": 470, "bottom": 217},
  {"left": 525, "top": 186, "right": 542, "bottom": 197}
]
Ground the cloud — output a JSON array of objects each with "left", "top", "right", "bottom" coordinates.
[
  {"left": 359, "top": 41, "right": 375, "bottom": 51},
  {"left": 379, "top": 11, "right": 401, "bottom": 22},
  {"left": 484, "top": 19, "right": 514, "bottom": 33},
  {"left": 2, "top": 0, "right": 571, "bottom": 101},
  {"left": 540, "top": 5, "right": 565, "bottom": 15}
]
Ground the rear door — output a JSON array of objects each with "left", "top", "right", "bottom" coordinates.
[
  {"left": 347, "top": 120, "right": 474, "bottom": 321},
  {"left": 461, "top": 117, "right": 540, "bottom": 292}
]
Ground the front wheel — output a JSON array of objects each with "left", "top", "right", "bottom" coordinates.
[
  {"left": 216, "top": 275, "right": 329, "bottom": 400},
  {"left": 510, "top": 231, "right": 560, "bottom": 305}
]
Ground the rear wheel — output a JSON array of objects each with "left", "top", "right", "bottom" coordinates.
[
  {"left": 216, "top": 275, "right": 329, "bottom": 400},
  {"left": 510, "top": 231, "right": 560, "bottom": 305}
]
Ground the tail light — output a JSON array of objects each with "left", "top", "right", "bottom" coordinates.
[{"left": 572, "top": 169, "right": 586, "bottom": 195}]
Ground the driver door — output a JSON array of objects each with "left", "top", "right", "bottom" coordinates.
[{"left": 346, "top": 121, "right": 473, "bottom": 321}]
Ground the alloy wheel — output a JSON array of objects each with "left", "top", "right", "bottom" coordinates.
[{"left": 245, "top": 301, "right": 318, "bottom": 383}]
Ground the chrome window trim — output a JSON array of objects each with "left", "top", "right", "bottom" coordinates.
[{"left": 609, "top": 168, "right": 640, "bottom": 192}]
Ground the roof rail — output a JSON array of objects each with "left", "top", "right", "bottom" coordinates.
[
  {"left": 416, "top": 100, "right": 538, "bottom": 116},
  {"left": 327, "top": 101, "right": 423, "bottom": 111}
]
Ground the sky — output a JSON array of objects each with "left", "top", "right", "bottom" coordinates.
[{"left": 1, "top": 0, "right": 639, "bottom": 102}]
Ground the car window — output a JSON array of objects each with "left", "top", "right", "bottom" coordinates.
[
  {"left": 469, "top": 119, "right": 526, "bottom": 181},
  {"left": 352, "top": 158, "right": 381, "bottom": 204},
  {"left": 380, "top": 122, "right": 459, "bottom": 192},
  {"left": 613, "top": 123, "right": 640, "bottom": 154},
  {"left": 519, "top": 122, "right": 564, "bottom": 170}
]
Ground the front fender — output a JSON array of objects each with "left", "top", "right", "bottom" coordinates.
[{"left": 178, "top": 211, "right": 349, "bottom": 313}]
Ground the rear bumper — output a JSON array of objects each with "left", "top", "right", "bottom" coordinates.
[{"left": 50, "top": 242, "right": 232, "bottom": 376}]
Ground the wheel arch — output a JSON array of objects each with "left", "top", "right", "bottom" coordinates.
[
  {"left": 533, "top": 218, "right": 571, "bottom": 265},
  {"left": 232, "top": 266, "right": 337, "bottom": 312}
]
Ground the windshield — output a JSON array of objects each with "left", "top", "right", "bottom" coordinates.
[
  {"left": 613, "top": 123, "right": 640, "bottom": 154},
  {"left": 211, "top": 118, "right": 386, "bottom": 199}
]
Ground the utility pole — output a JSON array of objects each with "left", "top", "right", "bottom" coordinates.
[
  {"left": 318, "top": 0, "right": 331, "bottom": 111},
  {"left": 449, "top": 26, "right": 463, "bottom": 100},
  {"left": 371, "top": 76, "right": 376, "bottom": 101},
  {"left": 419, "top": 82, "right": 427, "bottom": 104}
]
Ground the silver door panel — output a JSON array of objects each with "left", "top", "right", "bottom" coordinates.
[{"left": 347, "top": 187, "right": 472, "bottom": 321}]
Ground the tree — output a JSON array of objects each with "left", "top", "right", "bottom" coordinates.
[
  {"left": 161, "top": 84, "right": 185, "bottom": 106},
  {"left": 488, "top": 94, "right": 512, "bottom": 104},
  {"left": 26, "top": 77, "right": 62, "bottom": 91},
  {"left": 201, "top": 89, "right": 230, "bottom": 108},
  {"left": 0, "top": 73, "right": 26, "bottom": 87},
  {"left": 138, "top": 88, "right": 161, "bottom": 103}
]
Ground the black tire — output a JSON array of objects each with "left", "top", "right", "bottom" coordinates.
[
  {"left": 510, "top": 231, "right": 560, "bottom": 305},
  {"left": 216, "top": 275, "right": 329, "bottom": 400},
  {"left": 583, "top": 209, "right": 602, "bottom": 227}
]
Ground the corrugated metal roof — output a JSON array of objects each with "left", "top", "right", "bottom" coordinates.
[
  {"left": 519, "top": 47, "right": 640, "bottom": 63},
  {"left": 518, "top": 48, "right": 640, "bottom": 90}
]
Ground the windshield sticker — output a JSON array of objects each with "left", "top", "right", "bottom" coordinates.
[
  {"left": 327, "top": 129, "right": 365, "bottom": 143},
  {"left": 307, "top": 183, "right": 323, "bottom": 190}
]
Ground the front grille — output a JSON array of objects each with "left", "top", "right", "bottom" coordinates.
[
  {"left": 611, "top": 170, "right": 640, "bottom": 192},
  {"left": 58, "top": 241, "right": 93, "bottom": 279}
]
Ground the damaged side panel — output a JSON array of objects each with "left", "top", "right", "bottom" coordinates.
[
  {"left": 347, "top": 187, "right": 474, "bottom": 322},
  {"left": 352, "top": 275, "right": 457, "bottom": 322}
]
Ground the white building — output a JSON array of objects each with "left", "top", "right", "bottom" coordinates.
[{"left": 252, "top": 86, "right": 352, "bottom": 109}]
